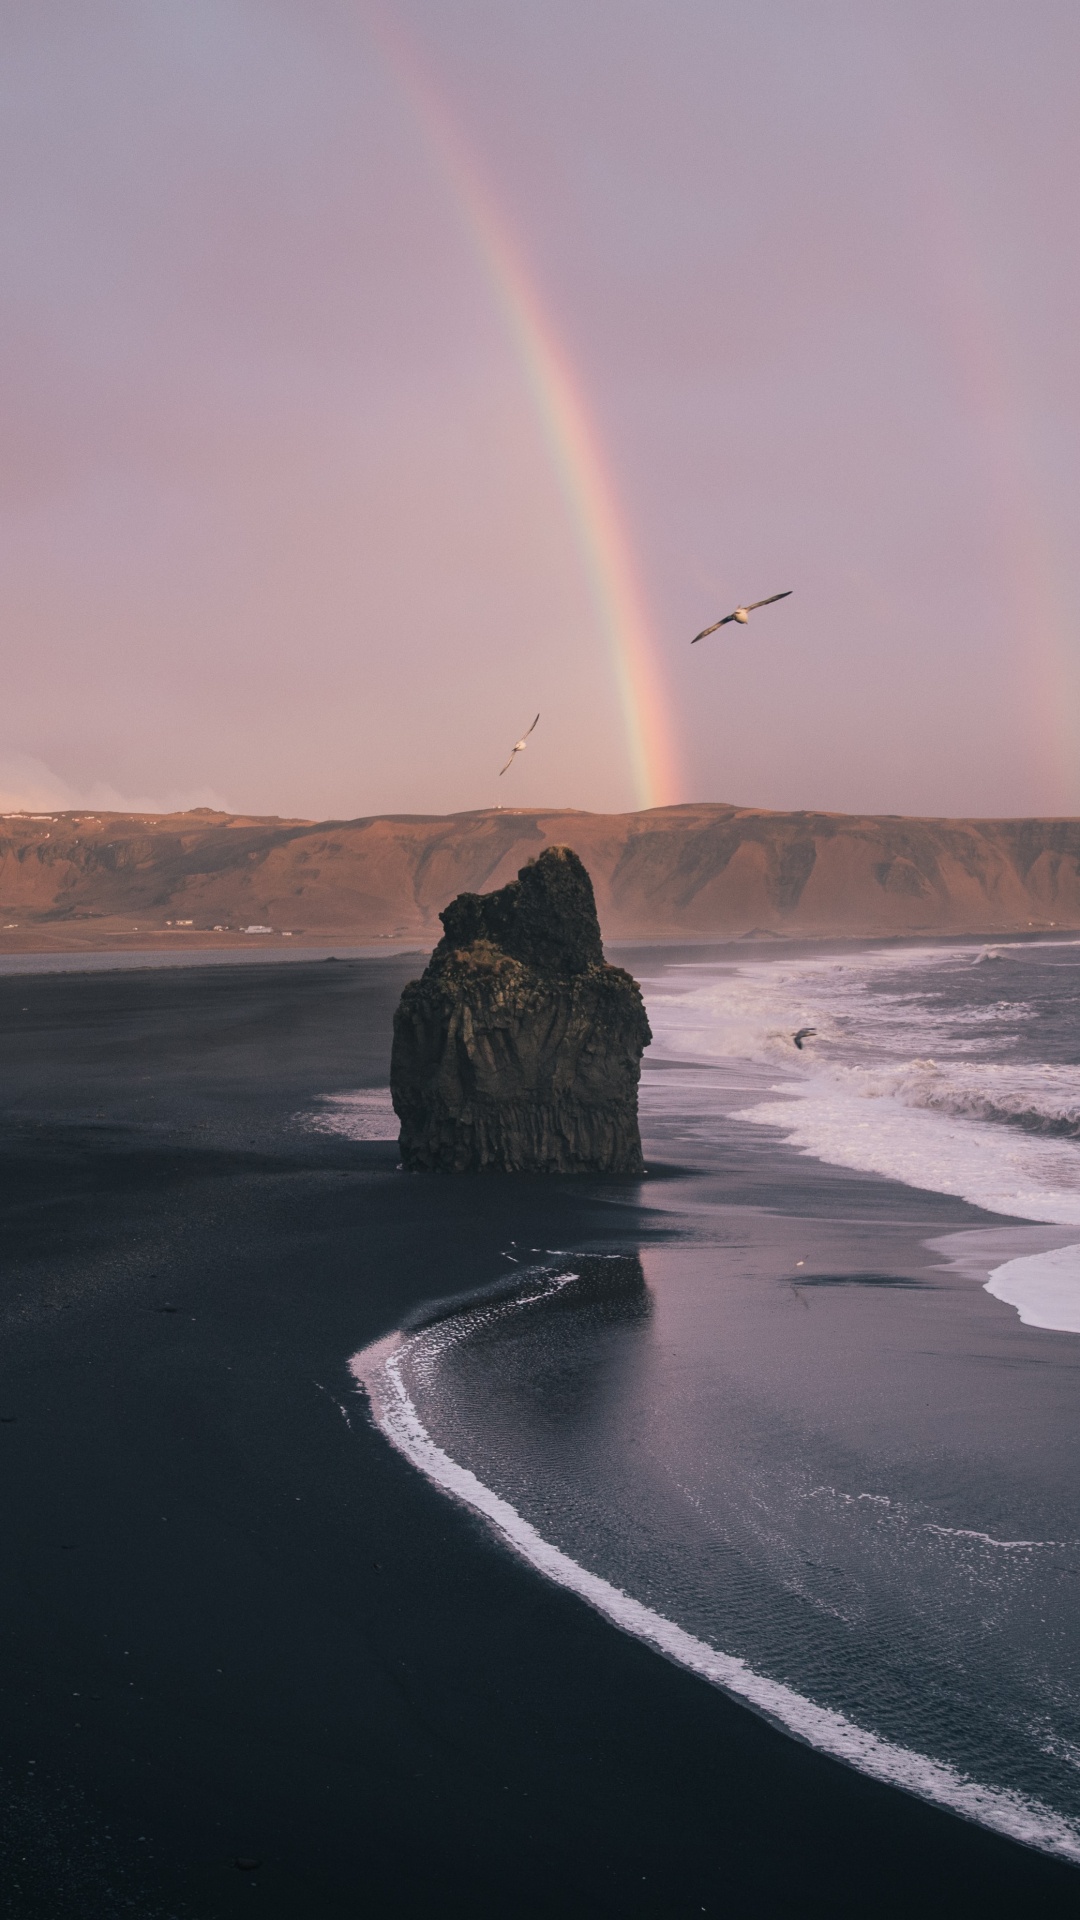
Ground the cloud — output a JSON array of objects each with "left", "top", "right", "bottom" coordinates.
[{"left": 0, "top": 752, "right": 233, "bottom": 817}]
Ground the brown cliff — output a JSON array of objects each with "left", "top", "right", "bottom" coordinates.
[
  {"left": 390, "top": 848, "right": 651, "bottom": 1173},
  {"left": 1, "top": 802, "right": 1079, "bottom": 949}
]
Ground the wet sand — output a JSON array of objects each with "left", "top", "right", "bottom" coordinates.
[{"left": 1, "top": 957, "right": 1078, "bottom": 1916}]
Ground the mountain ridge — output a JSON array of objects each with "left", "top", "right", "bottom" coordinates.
[{"left": 1, "top": 801, "right": 1078, "bottom": 950}]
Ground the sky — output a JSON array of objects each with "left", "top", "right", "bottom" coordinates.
[{"left": 1, "top": 0, "right": 1079, "bottom": 821}]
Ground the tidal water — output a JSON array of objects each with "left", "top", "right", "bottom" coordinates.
[{"left": 348, "top": 938, "right": 1080, "bottom": 1860}]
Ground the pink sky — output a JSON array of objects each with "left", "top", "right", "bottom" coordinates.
[{"left": 2, "top": 1, "right": 1078, "bottom": 820}]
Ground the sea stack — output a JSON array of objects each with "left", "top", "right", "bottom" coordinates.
[{"left": 390, "top": 846, "right": 651, "bottom": 1172}]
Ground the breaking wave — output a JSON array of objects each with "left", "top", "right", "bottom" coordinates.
[{"left": 639, "top": 945, "right": 1080, "bottom": 1224}]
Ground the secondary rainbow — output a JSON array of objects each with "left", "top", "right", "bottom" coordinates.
[{"left": 365, "top": 13, "right": 681, "bottom": 810}]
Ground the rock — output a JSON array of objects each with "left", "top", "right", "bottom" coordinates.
[{"left": 390, "top": 847, "right": 651, "bottom": 1173}]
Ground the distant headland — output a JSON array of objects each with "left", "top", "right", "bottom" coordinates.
[{"left": 1, "top": 802, "right": 1078, "bottom": 952}]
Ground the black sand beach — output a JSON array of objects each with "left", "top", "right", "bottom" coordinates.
[{"left": 2, "top": 957, "right": 1078, "bottom": 1917}]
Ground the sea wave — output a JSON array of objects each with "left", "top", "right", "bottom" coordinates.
[
  {"left": 351, "top": 1288, "right": 1080, "bottom": 1866},
  {"left": 641, "top": 950, "right": 1080, "bottom": 1224},
  {"left": 985, "top": 1244, "right": 1080, "bottom": 1334},
  {"left": 731, "top": 1082, "right": 1080, "bottom": 1225},
  {"left": 828, "top": 1058, "right": 1080, "bottom": 1139},
  {"left": 642, "top": 944, "right": 1030, "bottom": 1072}
]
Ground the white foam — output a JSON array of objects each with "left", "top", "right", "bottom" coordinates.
[
  {"left": 733, "top": 1084, "right": 1080, "bottom": 1225},
  {"left": 350, "top": 1325, "right": 1080, "bottom": 1864},
  {"left": 985, "top": 1244, "right": 1080, "bottom": 1334},
  {"left": 303, "top": 1088, "right": 398, "bottom": 1141},
  {"left": 922, "top": 1526, "right": 1064, "bottom": 1550},
  {"left": 640, "top": 950, "right": 1080, "bottom": 1225}
]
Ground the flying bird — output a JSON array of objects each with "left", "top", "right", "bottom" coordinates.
[
  {"left": 499, "top": 713, "right": 540, "bottom": 776},
  {"left": 792, "top": 1027, "right": 816, "bottom": 1050},
  {"left": 692, "top": 591, "right": 792, "bottom": 644}
]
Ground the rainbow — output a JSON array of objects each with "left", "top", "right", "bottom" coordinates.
[{"left": 363, "top": 12, "right": 680, "bottom": 809}]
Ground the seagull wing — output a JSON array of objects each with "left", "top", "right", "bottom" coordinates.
[
  {"left": 691, "top": 613, "right": 736, "bottom": 644},
  {"left": 745, "top": 591, "right": 793, "bottom": 612},
  {"left": 499, "top": 717, "right": 538, "bottom": 775}
]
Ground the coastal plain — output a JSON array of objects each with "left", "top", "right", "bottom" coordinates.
[{"left": 1, "top": 954, "right": 1079, "bottom": 1917}]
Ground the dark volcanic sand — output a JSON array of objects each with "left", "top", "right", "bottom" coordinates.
[{"left": 0, "top": 958, "right": 1077, "bottom": 1918}]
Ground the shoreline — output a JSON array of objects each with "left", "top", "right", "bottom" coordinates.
[
  {"left": 0, "top": 923, "right": 1076, "bottom": 980},
  {"left": 353, "top": 1255, "right": 1080, "bottom": 1864},
  {"left": 1, "top": 956, "right": 1078, "bottom": 1915}
]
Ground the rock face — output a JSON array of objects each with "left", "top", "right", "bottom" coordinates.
[{"left": 390, "top": 847, "right": 651, "bottom": 1172}]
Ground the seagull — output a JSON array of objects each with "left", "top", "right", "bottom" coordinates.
[
  {"left": 792, "top": 1027, "right": 816, "bottom": 1050},
  {"left": 691, "top": 591, "right": 792, "bottom": 644},
  {"left": 499, "top": 713, "right": 540, "bottom": 776}
]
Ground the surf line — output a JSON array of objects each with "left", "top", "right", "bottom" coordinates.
[{"left": 351, "top": 1321, "right": 1080, "bottom": 1866}]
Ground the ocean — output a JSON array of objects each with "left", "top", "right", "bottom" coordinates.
[{"left": 337, "top": 938, "right": 1080, "bottom": 1862}]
